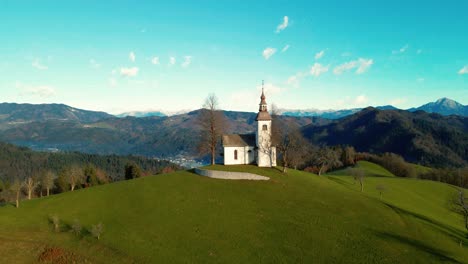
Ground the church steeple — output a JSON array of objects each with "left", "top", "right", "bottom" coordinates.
[{"left": 255, "top": 81, "right": 272, "bottom": 121}]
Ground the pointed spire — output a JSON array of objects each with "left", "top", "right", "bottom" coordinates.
[{"left": 261, "top": 80, "right": 266, "bottom": 100}]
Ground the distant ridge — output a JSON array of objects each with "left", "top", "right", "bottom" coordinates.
[
  {"left": 0, "top": 102, "right": 113, "bottom": 124},
  {"left": 408, "top": 97, "right": 468, "bottom": 116},
  {"left": 280, "top": 98, "right": 466, "bottom": 119}
]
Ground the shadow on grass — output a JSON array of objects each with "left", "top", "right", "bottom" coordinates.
[
  {"left": 375, "top": 231, "right": 462, "bottom": 263},
  {"left": 326, "top": 176, "right": 355, "bottom": 188}
]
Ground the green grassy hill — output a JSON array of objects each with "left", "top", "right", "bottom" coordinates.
[{"left": 0, "top": 163, "right": 467, "bottom": 263}]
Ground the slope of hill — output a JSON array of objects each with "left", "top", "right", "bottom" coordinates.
[
  {"left": 0, "top": 103, "right": 113, "bottom": 127},
  {"left": 0, "top": 164, "right": 467, "bottom": 263},
  {"left": 408, "top": 98, "right": 468, "bottom": 116},
  {"left": 302, "top": 107, "right": 468, "bottom": 167}
]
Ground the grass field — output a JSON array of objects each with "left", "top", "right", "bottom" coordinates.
[{"left": 0, "top": 162, "right": 467, "bottom": 263}]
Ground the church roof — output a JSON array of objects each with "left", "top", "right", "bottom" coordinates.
[
  {"left": 255, "top": 111, "right": 272, "bottom": 121},
  {"left": 222, "top": 134, "right": 256, "bottom": 147}
]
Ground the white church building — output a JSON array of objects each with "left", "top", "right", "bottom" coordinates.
[{"left": 222, "top": 88, "right": 277, "bottom": 167}]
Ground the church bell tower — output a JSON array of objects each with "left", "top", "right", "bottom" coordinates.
[{"left": 255, "top": 81, "right": 276, "bottom": 167}]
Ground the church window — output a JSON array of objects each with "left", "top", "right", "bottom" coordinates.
[
  {"left": 234, "top": 150, "right": 238, "bottom": 160},
  {"left": 262, "top": 124, "right": 268, "bottom": 131}
]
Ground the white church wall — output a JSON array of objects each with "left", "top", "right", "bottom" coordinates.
[{"left": 224, "top": 146, "right": 255, "bottom": 165}]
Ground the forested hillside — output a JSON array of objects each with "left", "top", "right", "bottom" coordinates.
[
  {"left": 0, "top": 142, "right": 180, "bottom": 182},
  {"left": 302, "top": 107, "right": 468, "bottom": 167}
]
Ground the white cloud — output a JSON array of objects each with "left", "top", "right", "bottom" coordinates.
[
  {"left": 354, "top": 95, "right": 368, "bottom": 105},
  {"left": 169, "top": 56, "right": 176, "bottom": 66},
  {"left": 89, "top": 59, "right": 101, "bottom": 69},
  {"left": 276, "top": 16, "right": 289, "bottom": 33},
  {"left": 32, "top": 59, "right": 48, "bottom": 70},
  {"left": 315, "top": 50, "right": 325, "bottom": 60},
  {"left": 458, "top": 66, "right": 468, "bottom": 75},
  {"left": 356, "top": 58, "right": 374, "bottom": 74},
  {"left": 392, "top": 44, "right": 409, "bottom": 54},
  {"left": 333, "top": 58, "right": 373, "bottom": 75},
  {"left": 333, "top": 61, "right": 358, "bottom": 75},
  {"left": 181, "top": 56, "right": 192, "bottom": 68},
  {"left": 129, "top": 51, "right": 136, "bottom": 62},
  {"left": 287, "top": 75, "right": 298, "bottom": 85},
  {"left": 310, "top": 63, "right": 329, "bottom": 77},
  {"left": 109, "top": 78, "right": 117, "bottom": 87},
  {"left": 120, "top": 67, "right": 139, "bottom": 77},
  {"left": 151, "top": 57, "right": 160, "bottom": 65},
  {"left": 16, "top": 82, "right": 56, "bottom": 97},
  {"left": 262, "top": 47, "right": 277, "bottom": 60},
  {"left": 417, "top": 77, "right": 425, "bottom": 82},
  {"left": 281, "top": 44, "right": 290, "bottom": 53},
  {"left": 389, "top": 98, "right": 407, "bottom": 106},
  {"left": 417, "top": 49, "right": 422, "bottom": 54},
  {"left": 257, "top": 82, "right": 283, "bottom": 96}
]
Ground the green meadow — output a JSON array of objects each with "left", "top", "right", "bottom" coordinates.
[{"left": 0, "top": 162, "right": 467, "bottom": 263}]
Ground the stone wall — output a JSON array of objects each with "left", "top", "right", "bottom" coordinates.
[{"left": 194, "top": 168, "right": 270, "bottom": 181}]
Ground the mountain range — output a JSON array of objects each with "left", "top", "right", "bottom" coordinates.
[
  {"left": 281, "top": 98, "right": 467, "bottom": 119},
  {"left": 0, "top": 98, "right": 466, "bottom": 167}
]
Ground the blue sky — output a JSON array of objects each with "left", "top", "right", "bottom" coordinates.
[{"left": 0, "top": 0, "right": 467, "bottom": 114}]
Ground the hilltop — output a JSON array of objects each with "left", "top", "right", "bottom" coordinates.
[{"left": 0, "top": 163, "right": 467, "bottom": 263}]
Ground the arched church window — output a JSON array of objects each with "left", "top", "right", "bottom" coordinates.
[
  {"left": 234, "top": 150, "right": 238, "bottom": 160},
  {"left": 262, "top": 124, "right": 268, "bottom": 131}
]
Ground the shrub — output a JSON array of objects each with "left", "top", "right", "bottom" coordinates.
[
  {"left": 71, "top": 219, "right": 82, "bottom": 236},
  {"left": 90, "top": 223, "right": 104, "bottom": 240}
]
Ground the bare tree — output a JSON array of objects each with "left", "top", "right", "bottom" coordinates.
[
  {"left": 90, "top": 222, "right": 104, "bottom": 240},
  {"left": 315, "top": 147, "right": 343, "bottom": 175},
  {"left": 454, "top": 190, "right": 468, "bottom": 233},
  {"left": 41, "top": 171, "right": 56, "bottom": 196},
  {"left": 274, "top": 117, "right": 309, "bottom": 173},
  {"left": 24, "top": 176, "right": 39, "bottom": 200},
  {"left": 376, "top": 184, "right": 387, "bottom": 199},
  {"left": 348, "top": 168, "right": 365, "bottom": 192},
  {"left": 9, "top": 178, "right": 22, "bottom": 208},
  {"left": 68, "top": 165, "right": 84, "bottom": 191},
  {"left": 198, "top": 94, "right": 226, "bottom": 165}
]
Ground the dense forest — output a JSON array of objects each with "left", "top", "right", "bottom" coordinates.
[{"left": 0, "top": 141, "right": 180, "bottom": 183}]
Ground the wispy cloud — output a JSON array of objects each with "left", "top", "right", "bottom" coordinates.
[
  {"left": 181, "top": 56, "right": 192, "bottom": 68},
  {"left": 310, "top": 63, "right": 329, "bottom": 77},
  {"left": 458, "top": 66, "right": 468, "bottom": 75},
  {"left": 389, "top": 98, "right": 407, "bottom": 106},
  {"left": 262, "top": 47, "right": 277, "bottom": 60},
  {"left": 276, "top": 16, "right": 289, "bottom": 33},
  {"left": 392, "top": 44, "right": 409, "bottom": 54},
  {"left": 169, "top": 57, "right": 176, "bottom": 66},
  {"left": 354, "top": 95, "right": 368, "bottom": 105},
  {"left": 89, "top": 59, "right": 101, "bottom": 69},
  {"left": 32, "top": 59, "right": 48, "bottom": 70},
  {"left": 120, "top": 67, "right": 139, "bottom": 77},
  {"left": 417, "top": 49, "right": 422, "bottom": 55},
  {"left": 16, "top": 82, "right": 56, "bottom": 97},
  {"left": 333, "top": 58, "right": 373, "bottom": 75},
  {"left": 151, "top": 57, "right": 160, "bottom": 65},
  {"left": 129, "top": 51, "right": 136, "bottom": 62},
  {"left": 342, "top": 52, "right": 352, "bottom": 57},
  {"left": 286, "top": 71, "right": 306, "bottom": 87},
  {"left": 315, "top": 50, "right": 325, "bottom": 60},
  {"left": 281, "top": 44, "right": 290, "bottom": 53},
  {"left": 417, "top": 77, "right": 425, "bottom": 83}
]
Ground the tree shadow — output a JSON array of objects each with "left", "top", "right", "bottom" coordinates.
[
  {"left": 375, "top": 231, "right": 462, "bottom": 263},
  {"left": 382, "top": 202, "right": 467, "bottom": 242},
  {"left": 326, "top": 176, "right": 354, "bottom": 188}
]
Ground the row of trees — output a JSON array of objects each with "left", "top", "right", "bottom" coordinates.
[{"left": 0, "top": 162, "right": 153, "bottom": 208}]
